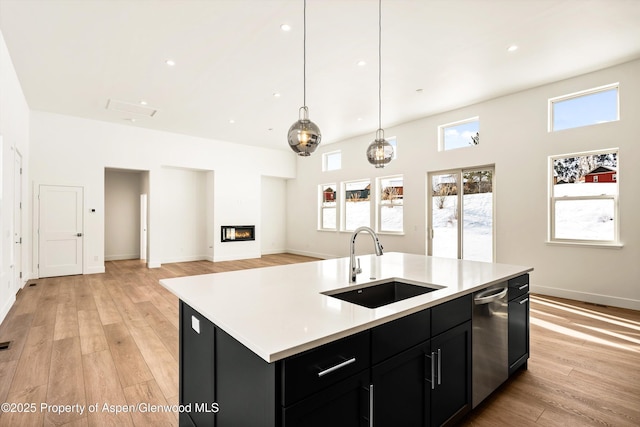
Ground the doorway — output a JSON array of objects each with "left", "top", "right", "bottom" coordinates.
[
  {"left": 104, "top": 168, "right": 149, "bottom": 261},
  {"left": 427, "top": 166, "right": 495, "bottom": 262}
]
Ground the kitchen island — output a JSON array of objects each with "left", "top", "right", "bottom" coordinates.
[{"left": 160, "top": 252, "right": 533, "bottom": 427}]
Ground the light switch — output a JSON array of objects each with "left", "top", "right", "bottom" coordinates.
[{"left": 191, "top": 315, "right": 200, "bottom": 334}]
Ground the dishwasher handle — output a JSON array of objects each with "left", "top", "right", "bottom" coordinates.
[{"left": 473, "top": 287, "right": 508, "bottom": 305}]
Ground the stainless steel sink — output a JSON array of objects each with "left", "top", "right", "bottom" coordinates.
[{"left": 323, "top": 280, "right": 439, "bottom": 308}]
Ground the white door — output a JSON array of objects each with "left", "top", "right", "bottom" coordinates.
[
  {"left": 39, "top": 185, "right": 84, "bottom": 277},
  {"left": 13, "top": 150, "right": 23, "bottom": 290}
]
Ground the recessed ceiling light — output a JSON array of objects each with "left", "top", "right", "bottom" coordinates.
[
  {"left": 357, "top": 60, "right": 366, "bottom": 67},
  {"left": 280, "top": 24, "right": 291, "bottom": 31},
  {"left": 507, "top": 45, "right": 518, "bottom": 52},
  {"left": 357, "top": 117, "right": 363, "bottom": 121},
  {"left": 125, "top": 118, "right": 137, "bottom": 123},
  {"left": 416, "top": 88, "right": 423, "bottom": 93},
  {"left": 165, "top": 59, "right": 176, "bottom": 66},
  {"left": 273, "top": 92, "right": 281, "bottom": 98},
  {"left": 229, "top": 119, "right": 235, "bottom": 124},
  {"left": 140, "top": 100, "right": 147, "bottom": 105}
]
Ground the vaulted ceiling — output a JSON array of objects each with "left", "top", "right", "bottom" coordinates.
[{"left": 1, "top": 0, "right": 639, "bottom": 152}]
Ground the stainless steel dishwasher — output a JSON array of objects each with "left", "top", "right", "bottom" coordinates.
[{"left": 472, "top": 283, "right": 509, "bottom": 408}]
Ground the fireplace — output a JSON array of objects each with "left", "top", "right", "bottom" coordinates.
[{"left": 221, "top": 225, "right": 255, "bottom": 242}]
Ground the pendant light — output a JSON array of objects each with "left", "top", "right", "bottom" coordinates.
[
  {"left": 287, "top": 0, "right": 321, "bottom": 156},
  {"left": 366, "top": 0, "right": 393, "bottom": 168}
]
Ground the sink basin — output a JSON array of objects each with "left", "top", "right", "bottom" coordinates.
[{"left": 324, "top": 280, "right": 439, "bottom": 308}]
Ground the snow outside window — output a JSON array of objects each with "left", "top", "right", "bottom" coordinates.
[
  {"left": 378, "top": 175, "right": 403, "bottom": 233},
  {"left": 343, "top": 179, "right": 371, "bottom": 230},
  {"left": 438, "top": 117, "right": 479, "bottom": 151},
  {"left": 549, "top": 83, "right": 619, "bottom": 132},
  {"left": 549, "top": 149, "right": 619, "bottom": 244},
  {"left": 322, "top": 150, "right": 341, "bottom": 171},
  {"left": 319, "top": 184, "right": 337, "bottom": 230}
]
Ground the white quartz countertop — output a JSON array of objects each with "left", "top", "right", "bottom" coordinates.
[{"left": 160, "top": 252, "right": 532, "bottom": 363}]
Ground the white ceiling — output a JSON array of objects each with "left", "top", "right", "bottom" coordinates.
[{"left": 1, "top": 0, "right": 639, "bottom": 152}]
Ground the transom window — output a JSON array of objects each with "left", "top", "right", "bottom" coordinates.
[
  {"left": 549, "top": 83, "right": 619, "bottom": 132},
  {"left": 438, "top": 117, "right": 479, "bottom": 151},
  {"left": 322, "top": 150, "right": 341, "bottom": 171},
  {"left": 549, "top": 149, "right": 619, "bottom": 244}
]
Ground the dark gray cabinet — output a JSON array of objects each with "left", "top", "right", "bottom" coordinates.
[
  {"left": 370, "top": 294, "right": 471, "bottom": 427},
  {"left": 178, "top": 293, "right": 482, "bottom": 427},
  {"left": 508, "top": 274, "right": 530, "bottom": 375}
]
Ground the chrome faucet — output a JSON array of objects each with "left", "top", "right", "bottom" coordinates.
[{"left": 349, "top": 226, "right": 384, "bottom": 282}]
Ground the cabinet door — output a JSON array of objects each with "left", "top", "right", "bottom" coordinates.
[
  {"left": 508, "top": 293, "right": 530, "bottom": 374},
  {"left": 371, "top": 341, "right": 430, "bottom": 427},
  {"left": 283, "top": 370, "right": 370, "bottom": 427},
  {"left": 180, "top": 302, "right": 215, "bottom": 427},
  {"left": 431, "top": 322, "right": 471, "bottom": 427}
]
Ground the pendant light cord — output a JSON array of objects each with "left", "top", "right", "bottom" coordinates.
[
  {"left": 377, "top": 0, "right": 382, "bottom": 132},
  {"left": 303, "top": 0, "right": 307, "bottom": 108}
]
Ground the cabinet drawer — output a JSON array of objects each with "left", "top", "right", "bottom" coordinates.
[
  {"left": 508, "top": 274, "right": 529, "bottom": 301},
  {"left": 281, "top": 331, "right": 370, "bottom": 406},
  {"left": 371, "top": 308, "right": 430, "bottom": 365},
  {"left": 431, "top": 294, "right": 472, "bottom": 337}
]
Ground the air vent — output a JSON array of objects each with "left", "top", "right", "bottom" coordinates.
[
  {"left": 0, "top": 341, "right": 10, "bottom": 351},
  {"left": 106, "top": 99, "right": 158, "bottom": 117},
  {"left": 29, "top": 282, "right": 37, "bottom": 287}
]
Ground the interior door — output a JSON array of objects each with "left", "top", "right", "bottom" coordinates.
[{"left": 39, "top": 185, "right": 84, "bottom": 277}]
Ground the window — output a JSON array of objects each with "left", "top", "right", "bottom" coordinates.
[
  {"left": 343, "top": 179, "right": 371, "bottom": 230},
  {"left": 438, "top": 117, "right": 479, "bottom": 151},
  {"left": 322, "top": 150, "right": 341, "bottom": 171},
  {"left": 387, "top": 136, "right": 397, "bottom": 160},
  {"left": 549, "top": 83, "right": 619, "bottom": 132},
  {"left": 378, "top": 175, "right": 403, "bottom": 232},
  {"left": 319, "top": 184, "right": 337, "bottom": 230},
  {"left": 549, "top": 149, "right": 619, "bottom": 244}
]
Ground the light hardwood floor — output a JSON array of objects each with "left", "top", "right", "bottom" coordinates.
[{"left": 0, "top": 255, "right": 638, "bottom": 426}]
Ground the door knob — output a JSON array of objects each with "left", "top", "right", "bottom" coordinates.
[{"left": 76, "top": 233, "right": 83, "bottom": 237}]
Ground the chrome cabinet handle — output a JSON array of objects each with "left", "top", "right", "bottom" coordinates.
[
  {"left": 437, "top": 348, "right": 442, "bottom": 385},
  {"left": 519, "top": 297, "right": 529, "bottom": 305},
  {"left": 430, "top": 352, "right": 435, "bottom": 390},
  {"left": 317, "top": 357, "right": 356, "bottom": 377},
  {"left": 518, "top": 284, "right": 529, "bottom": 290}
]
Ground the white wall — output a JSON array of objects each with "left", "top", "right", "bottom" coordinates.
[
  {"left": 287, "top": 59, "right": 640, "bottom": 310},
  {"left": 158, "top": 166, "right": 208, "bottom": 263},
  {"left": 261, "top": 176, "right": 287, "bottom": 254},
  {"left": 104, "top": 169, "right": 143, "bottom": 260},
  {"left": 28, "top": 110, "right": 296, "bottom": 274},
  {"left": 0, "top": 30, "right": 30, "bottom": 325}
]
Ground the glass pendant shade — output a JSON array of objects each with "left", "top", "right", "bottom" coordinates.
[
  {"left": 366, "top": 129, "right": 393, "bottom": 168},
  {"left": 288, "top": 106, "right": 321, "bottom": 156}
]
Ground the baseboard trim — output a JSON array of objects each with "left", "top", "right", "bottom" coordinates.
[
  {"left": 285, "top": 249, "right": 336, "bottom": 260},
  {"left": 533, "top": 285, "right": 640, "bottom": 311},
  {"left": 85, "top": 265, "right": 106, "bottom": 275},
  {"left": 105, "top": 254, "right": 140, "bottom": 261},
  {"left": 0, "top": 293, "right": 17, "bottom": 326}
]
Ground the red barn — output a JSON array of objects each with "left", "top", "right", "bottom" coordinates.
[{"left": 585, "top": 166, "right": 617, "bottom": 183}]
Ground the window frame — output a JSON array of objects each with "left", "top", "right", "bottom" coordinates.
[
  {"left": 376, "top": 175, "right": 404, "bottom": 234},
  {"left": 548, "top": 148, "right": 621, "bottom": 247},
  {"left": 318, "top": 183, "right": 337, "bottom": 231},
  {"left": 438, "top": 116, "right": 480, "bottom": 151},
  {"left": 548, "top": 83, "right": 619, "bottom": 132}
]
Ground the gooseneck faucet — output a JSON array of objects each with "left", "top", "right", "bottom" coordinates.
[{"left": 349, "top": 226, "right": 384, "bottom": 282}]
